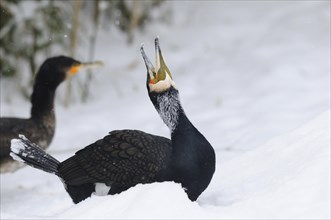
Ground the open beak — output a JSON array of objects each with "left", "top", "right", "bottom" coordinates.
[
  {"left": 140, "top": 37, "right": 172, "bottom": 84},
  {"left": 68, "top": 61, "right": 104, "bottom": 76}
]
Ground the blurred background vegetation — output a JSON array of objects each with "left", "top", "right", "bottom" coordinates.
[{"left": 0, "top": 0, "right": 165, "bottom": 104}]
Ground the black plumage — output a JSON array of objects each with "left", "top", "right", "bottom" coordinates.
[
  {"left": 10, "top": 37, "right": 215, "bottom": 203},
  {"left": 60, "top": 130, "right": 172, "bottom": 203},
  {"left": 11, "top": 130, "right": 172, "bottom": 204},
  {"left": 1, "top": 56, "right": 102, "bottom": 172}
]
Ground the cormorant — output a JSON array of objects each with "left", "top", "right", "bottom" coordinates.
[
  {"left": 10, "top": 38, "right": 215, "bottom": 203},
  {"left": 0, "top": 56, "right": 103, "bottom": 172}
]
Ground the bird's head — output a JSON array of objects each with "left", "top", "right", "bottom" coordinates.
[
  {"left": 140, "top": 38, "right": 182, "bottom": 131},
  {"left": 36, "top": 56, "right": 103, "bottom": 89},
  {"left": 140, "top": 37, "right": 176, "bottom": 94}
]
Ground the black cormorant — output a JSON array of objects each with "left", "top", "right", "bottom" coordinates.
[
  {"left": 10, "top": 38, "right": 215, "bottom": 203},
  {"left": 0, "top": 56, "right": 102, "bottom": 172}
]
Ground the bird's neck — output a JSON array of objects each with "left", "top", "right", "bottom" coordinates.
[
  {"left": 155, "top": 89, "right": 183, "bottom": 133},
  {"left": 156, "top": 89, "right": 212, "bottom": 152},
  {"left": 155, "top": 89, "right": 198, "bottom": 140},
  {"left": 154, "top": 88, "right": 211, "bottom": 151},
  {"left": 171, "top": 110, "right": 200, "bottom": 149},
  {"left": 30, "top": 82, "right": 56, "bottom": 122}
]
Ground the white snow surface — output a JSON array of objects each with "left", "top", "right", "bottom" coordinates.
[{"left": 1, "top": 1, "right": 330, "bottom": 219}]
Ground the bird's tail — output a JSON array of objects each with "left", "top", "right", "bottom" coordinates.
[{"left": 10, "top": 135, "right": 60, "bottom": 175}]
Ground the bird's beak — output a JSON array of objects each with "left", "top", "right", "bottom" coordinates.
[
  {"left": 68, "top": 61, "right": 104, "bottom": 76},
  {"left": 140, "top": 37, "right": 172, "bottom": 84}
]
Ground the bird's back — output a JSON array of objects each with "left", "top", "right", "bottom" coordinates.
[{"left": 58, "top": 129, "right": 173, "bottom": 194}]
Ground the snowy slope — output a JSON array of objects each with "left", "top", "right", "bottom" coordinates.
[
  {"left": 1, "top": 110, "right": 330, "bottom": 219},
  {"left": 1, "top": 1, "right": 330, "bottom": 219}
]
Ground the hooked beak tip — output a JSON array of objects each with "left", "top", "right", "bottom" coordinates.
[
  {"left": 140, "top": 43, "right": 146, "bottom": 57},
  {"left": 155, "top": 36, "right": 160, "bottom": 52},
  {"left": 155, "top": 36, "right": 160, "bottom": 44},
  {"left": 140, "top": 42, "right": 145, "bottom": 53}
]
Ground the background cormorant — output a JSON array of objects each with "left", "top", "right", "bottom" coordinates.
[
  {"left": 0, "top": 56, "right": 103, "bottom": 172},
  {"left": 10, "top": 38, "right": 215, "bottom": 203}
]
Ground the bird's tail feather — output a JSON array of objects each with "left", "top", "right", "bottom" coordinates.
[{"left": 10, "top": 135, "right": 60, "bottom": 175}]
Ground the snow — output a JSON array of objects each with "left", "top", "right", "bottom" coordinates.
[{"left": 1, "top": 1, "right": 330, "bottom": 219}]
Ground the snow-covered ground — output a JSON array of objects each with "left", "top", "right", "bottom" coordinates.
[{"left": 1, "top": 1, "right": 330, "bottom": 219}]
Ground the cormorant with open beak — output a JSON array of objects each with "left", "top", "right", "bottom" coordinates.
[{"left": 10, "top": 38, "right": 215, "bottom": 203}]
